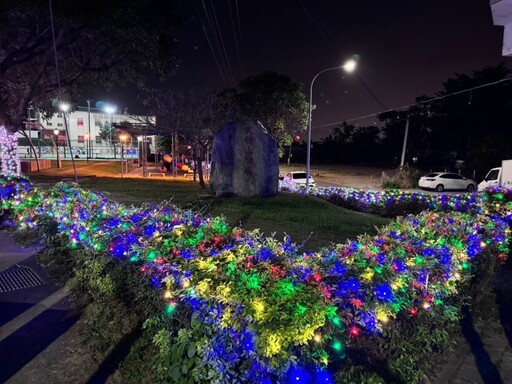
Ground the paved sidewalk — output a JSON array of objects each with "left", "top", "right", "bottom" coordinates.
[{"left": 0, "top": 231, "right": 81, "bottom": 383}]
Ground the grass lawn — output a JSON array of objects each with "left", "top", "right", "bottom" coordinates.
[{"left": 24, "top": 163, "right": 390, "bottom": 250}]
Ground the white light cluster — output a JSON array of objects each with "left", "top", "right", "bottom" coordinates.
[{"left": 0, "top": 126, "right": 21, "bottom": 176}]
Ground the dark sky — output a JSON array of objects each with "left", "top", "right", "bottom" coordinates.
[{"left": 116, "top": 0, "right": 512, "bottom": 139}]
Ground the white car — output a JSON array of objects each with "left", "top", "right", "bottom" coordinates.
[
  {"left": 418, "top": 172, "right": 477, "bottom": 192},
  {"left": 281, "top": 171, "right": 316, "bottom": 188}
]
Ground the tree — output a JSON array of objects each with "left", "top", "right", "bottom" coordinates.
[
  {"left": 141, "top": 88, "right": 233, "bottom": 187},
  {"left": 378, "top": 64, "right": 512, "bottom": 175},
  {"left": 0, "top": 0, "right": 181, "bottom": 174},
  {"left": 229, "top": 71, "right": 309, "bottom": 156}
]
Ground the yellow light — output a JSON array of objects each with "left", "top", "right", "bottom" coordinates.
[
  {"left": 314, "top": 333, "right": 322, "bottom": 343},
  {"left": 423, "top": 302, "right": 431, "bottom": 310},
  {"left": 183, "top": 279, "right": 191, "bottom": 288},
  {"left": 480, "top": 241, "right": 487, "bottom": 248},
  {"left": 164, "top": 290, "right": 172, "bottom": 299}
]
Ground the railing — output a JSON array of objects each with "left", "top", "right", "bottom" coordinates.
[{"left": 18, "top": 139, "right": 139, "bottom": 160}]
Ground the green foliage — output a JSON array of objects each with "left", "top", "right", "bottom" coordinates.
[
  {"left": 0, "top": 0, "right": 181, "bottom": 131},
  {"left": 230, "top": 71, "right": 308, "bottom": 148},
  {"left": 382, "top": 167, "right": 422, "bottom": 189}
]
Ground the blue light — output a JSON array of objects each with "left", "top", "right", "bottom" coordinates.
[
  {"left": 375, "top": 283, "right": 394, "bottom": 302},
  {"left": 287, "top": 366, "right": 312, "bottom": 384},
  {"left": 314, "top": 370, "right": 333, "bottom": 383}
]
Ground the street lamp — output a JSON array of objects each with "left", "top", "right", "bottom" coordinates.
[
  {"left": 119, "top": 132, "right": 128, "bottom": 177},
  {"left": 104, "top": 105, "right": 116, "bottom": 159},
  {"left": 87, "top": 100, "right": 92, "bottom": 162},
  {"left": 306, "top": 58, "right": 357, "bottom": 189},
  {"left": 59, "top": 102, "right": 79, "bottom": 184},
  {"left": 85, "top": 133, "right": 90, "bottom": 162},
  {"left": 53, "top": 128, "right": 61, "bottom": 168}
]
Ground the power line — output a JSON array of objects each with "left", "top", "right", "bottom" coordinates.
[
  {"left": 208, "top": 0, "right": 236, "bottom": 85},
  {"left": 228, "top": 0, "right": 244, "bottom": 78},
  {"left": 194, "top": 1, "right": 228, "bottom": 85},
  {"left": 313, "top": 76, "right": 512, "bottom": 129}
]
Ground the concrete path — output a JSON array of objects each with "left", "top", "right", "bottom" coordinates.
[{"left": 0, "top": 231, "right": 82, "bottom": 383}]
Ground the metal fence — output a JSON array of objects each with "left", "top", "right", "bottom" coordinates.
[{"left": 18, "top": 138, "right": 141, "bottom": 160}]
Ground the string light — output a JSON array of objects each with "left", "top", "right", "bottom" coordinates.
[
  {"left": 0, "top": 177, "right": 509, "bottom": 382},
  {"left": 0, "top": 126, "right": 21, "bottom": 177}
]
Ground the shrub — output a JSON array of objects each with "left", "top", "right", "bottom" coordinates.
[{"left": 1, "top": 178, "right": 510, "bottom": 383}]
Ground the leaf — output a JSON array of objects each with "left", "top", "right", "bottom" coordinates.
[
  {"left": 171, "top": 366, "right": 181, "bottom": 381},
  {"left": 187, "top": 342, "right": 197, "bottom": 358}
]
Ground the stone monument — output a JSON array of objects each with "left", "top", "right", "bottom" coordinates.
[{"left": 210, "top": 120, "right": 279, "bottom": 197}]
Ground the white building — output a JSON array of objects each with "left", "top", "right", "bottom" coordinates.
[
  {"left": 18, "top": 106, "right": 156, "bottom": 160},
  {"left": 491, "top": 0, "right": 512, "bottom": 56}
]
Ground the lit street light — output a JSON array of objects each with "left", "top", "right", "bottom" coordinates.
[
  {"left": 119, "top": 132, "right": 128, "bottom": 177},
  {"left": 306, "top": 58, "right": 357, "bottom": 189},
  {"left": 59, "top": 102, "right": 78, "bottom": 184},
  {"left": 53, "top": 128, "right": 61, "bottom": 168},
  {"left": 104, "top": 105, "right": 116, "bottom": 159}
]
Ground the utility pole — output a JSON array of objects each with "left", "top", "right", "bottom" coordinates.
[
  {"left": 400, "top": 117, "right": 410, "bottom": 169},
  {"left": 87, "top": 100, "right": 92, "bottom": 162}
]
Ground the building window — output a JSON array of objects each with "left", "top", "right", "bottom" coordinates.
[
  {"left": 78, "top": 135, "right": 84, "bottom": 143},
  {"left": 96, "top": 136, "right": 102, "bottom": 144},
  {"left": 47, "top": 122, "right": 53, "bottom": 126},
  {"left": 77, "top": 118, "right": 84, "bottom": 127},
  {"left": 95, "top": 119, "right": 101, "bottom": 126},
  {"left": 57, "top": 123, "right": 63, "bottom": 127}
]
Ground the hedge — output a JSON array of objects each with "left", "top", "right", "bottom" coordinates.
[{"left": 1, "top": 176, "right": 510, "bottom": 383}]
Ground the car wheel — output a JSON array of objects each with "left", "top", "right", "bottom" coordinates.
[
  {"left": 466, "top": 184, "right": 476, "bottom": 192},
  {"left": 435, "top": 184, "right": 444, "bottom": 192}
]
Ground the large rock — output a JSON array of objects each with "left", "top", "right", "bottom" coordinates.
[{"left": 211, "top": 120, "right": 279, "bottom": 197}]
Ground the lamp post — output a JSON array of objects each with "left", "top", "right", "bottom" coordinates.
[
  {"left": 53, "top": 128, "right": 61, "bottom": 168},
  {"left": 306, "top": 58, "right": 357, "bottom": 189},
  {"left": 104, "top": 105, "right": 116, "bottom": 159},
  {"left": 87, "top": 100, "right": 92, "bottom": 162},
  {"left": 59, "top": 102, "right": 79, "bottom": 184},
  {"left": 119, "top": 133, "right": 128, "bottom": 177},
  {"left": 85, "top": 133, "right": 90, "bottom": 162}
]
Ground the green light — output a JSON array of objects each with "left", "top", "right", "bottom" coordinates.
[
  {"left": 166, "top": 303, "right": 176, "bottom": 315},
  {"left": 277, "top": 281, "right": 297, "bottom": 297},
  {"left": 295, "top": 303, "right": 307, "bottom": 316},
  {"left": 331, "top": 316, "right": 342, "bottom": 327},
  {"left": 415, "top": 255, "right": 424, "bottom": 265},
  {"left": 147, "top": 250, "right": 159, "bottom": 261},
  {"left": 461, "top": 262, "right": 470, "bottom": 270},
  {"left": 245, "top": 274, "right": 261, "bottom": 290},
  {"left": 332, "top": 340, "right": 344, "bottom": 353},
  {"left": 226, "top": 262, "right": 236, "bottom": 276}
]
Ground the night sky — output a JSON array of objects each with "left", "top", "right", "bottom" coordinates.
[{"left": 115, "top": 0, "right": 512, "bottom": 139}]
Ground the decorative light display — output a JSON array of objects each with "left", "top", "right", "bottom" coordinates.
[
  {"left": 313, "top": 186, "right": 481, "bottom": 216},
  {"left": 1, "top": 177, "right": 510, "bottom": 383},
  {"left": 0, "top": 126, "right": 20, "bottom": 177}
]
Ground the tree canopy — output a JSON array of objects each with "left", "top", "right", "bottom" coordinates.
[
  {"left": 228, "top": 71, "right": 309, "bottom": 154},
  {"left": 0, "top": 0, "right": 181, "bottom": 132}
]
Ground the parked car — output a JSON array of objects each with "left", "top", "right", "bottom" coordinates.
[
  {"left": 281, "top": 171, "right": 316, "bottom": 188},
  {"left": 418, "top": 172, "right": 477, "bottom": 192}
]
